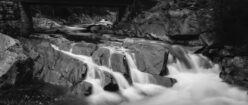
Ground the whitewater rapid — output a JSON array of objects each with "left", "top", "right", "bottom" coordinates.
[{"left": 51, "top": 44, "right": 248, "bottom": 105}]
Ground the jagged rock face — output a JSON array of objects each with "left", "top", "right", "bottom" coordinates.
[
  {"left": 18, "top": 35, "right": 175, "bottom": 96},
  {"left": 23, "top": 39, "right": 88, "bottom": 87},
  {"left": 129, "top": 0, "right": 214, "bottom": 46},
  {"left": 0, "top": 33, "right": 26, "bottom": 87}
]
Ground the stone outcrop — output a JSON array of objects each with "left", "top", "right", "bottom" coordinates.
[
  {"left": 14, "top": 35, "right": 176, "bottom": 96},
  {"left": 124, "top": 41, "right": 169, "bottom": 76},
  {"left": 22, "top": 38, "right": 88, "bottom": 88},
  {"left": 117, "top": 0, "right": 214, "bottom": 47},
  {"left": 110, "top": 53, "right": 129, "bottom": 74},
  {"left": 0, "top": 33, "right": 26, "bottom": 87}
]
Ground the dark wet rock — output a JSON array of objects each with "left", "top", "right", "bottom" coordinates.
[
  {"left": 220, "top": 56, "right": 248, "bottom": 88},
  {"left": 92, "top": 48, "right": 110, "bottom": 67},
  {"left": 71, "top": 81, "right": 92, "bottom": 96},
  {"left": 103, "top": 71, "right": 119, "bottom": 92},
  {"left": 124, "top": 42, "right": 169, "bottom": 76},
  {"left": 125, "top": 0, "right": 214, "bottom": 47},
  {"left": 152, "top": 75, "right": 177, "bottom": 87},
  {"left": 111, "top": 53, "right": 129, "bottom": 74},
  {"left": 110, "top": 53, "right": 133, "bottom": 85},
  {"left": 72, "top": 42, "right": 97, "bottom": 56}
]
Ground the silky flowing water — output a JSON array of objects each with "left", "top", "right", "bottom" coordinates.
[{"left": 51, "top": 43, "right": 248, "bottom": 105}]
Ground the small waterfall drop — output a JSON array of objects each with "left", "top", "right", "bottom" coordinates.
[
  {"left": 51, "top": 44, "right": 248, "bottom": 105},
  {"left": 125, "top": 53, "right": 151, "bottom": 84}
]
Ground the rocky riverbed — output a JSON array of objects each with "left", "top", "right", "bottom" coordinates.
[
  {"left": 1, "top": 0, "right": 248, "bottom": 105},
  {"left": 0, "top": 31, "right": 248, "bottom": 105},
  {"left": 0, "top": 33, "right": 177, "bottom": 105}
]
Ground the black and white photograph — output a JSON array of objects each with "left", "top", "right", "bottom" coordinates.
[{"left": 0, "top": 0, "right": 248, "bottom": 105}]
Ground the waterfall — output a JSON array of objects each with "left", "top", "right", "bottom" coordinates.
[{"left": 51, "top": 44, "right": 248, "bottom": 105}]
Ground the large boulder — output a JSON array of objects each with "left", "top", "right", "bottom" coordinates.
[
  {"left": 124, "top": 41, "right": 169, "bottom": 76},
  {"left": 22, "top": 37, "right": 124, "bottom": 96},
  {"left": 23, "top": 38, "right": 87, "bottom": 87},
  {"left": 111, "top": 53, "right": 129, "bottom": 74},
  {"left": 0, "top": 33, "right": 26, "bottom": 87},
  {"left": 0, "top": 33, "right": 18, "bottom": 77},
  {"left": 92, "top": 48, "right": 110, "bottom": 67}
]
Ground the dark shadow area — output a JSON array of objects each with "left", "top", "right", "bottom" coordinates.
[{"left": 215, "top": 0, "right": 248, "bottom": 45}]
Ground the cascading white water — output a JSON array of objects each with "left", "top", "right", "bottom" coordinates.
[
  {"left": 51, "top": 44, "right": 248, "bottom": 105},
  {"left": 122, "top": 50, "right": 248, "bottom": 105}
]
